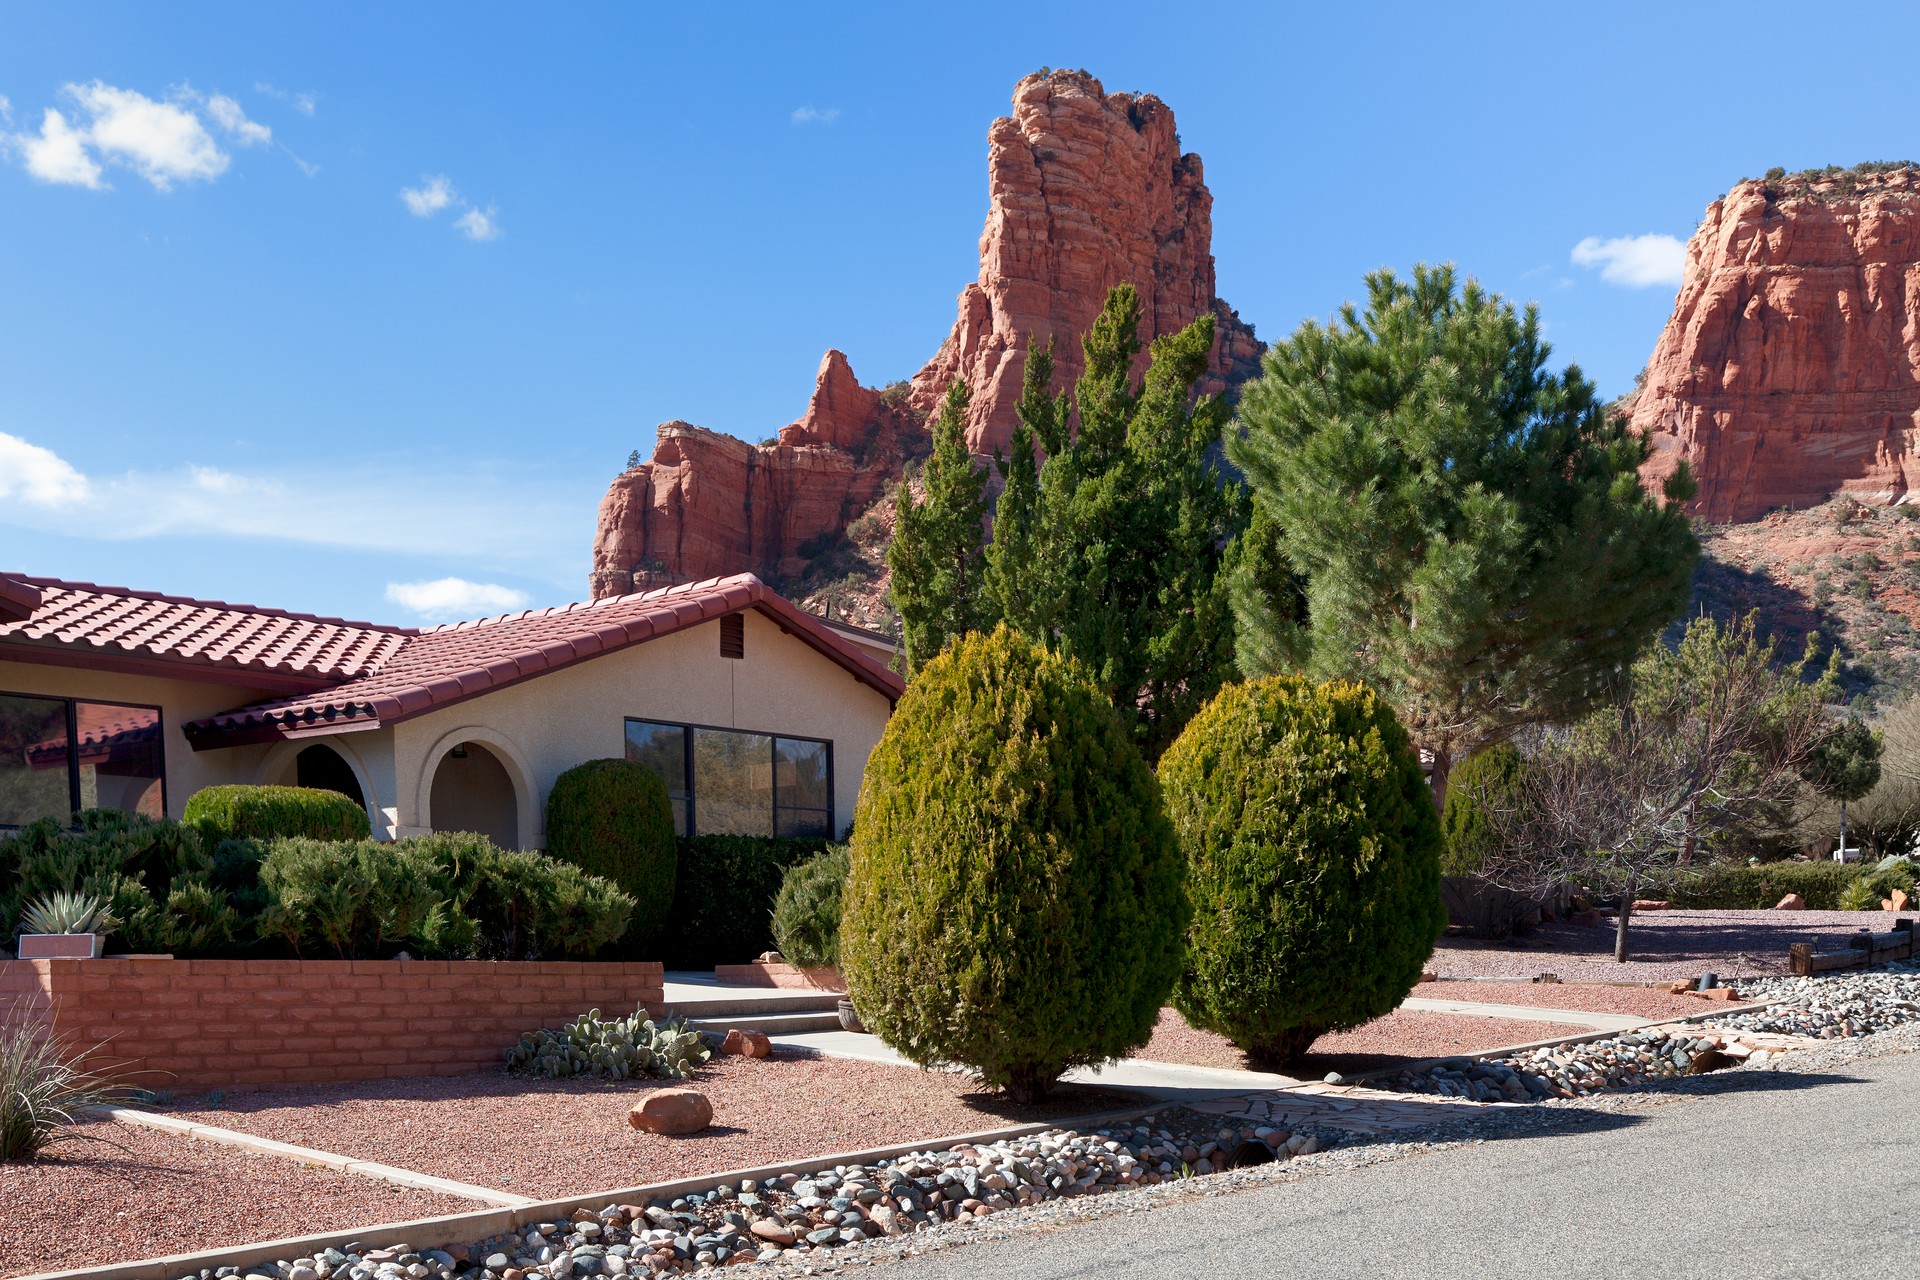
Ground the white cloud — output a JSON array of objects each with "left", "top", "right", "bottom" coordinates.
[
  {"left": 790, "top": 105, "right": 840, "bottom": 125},
  {"left": 205, "top": 93, "right": 271, "bottom": 147},
  {"left": 0, "top": 431, "right": 91, "bottom": 505},
  {"left": 0, "top": 431, "right": 587, "bottom": 587},
  {"left": 67, "top": 81, "right": 228, "bottom": 190},
  {"left": 14, "top": 107, "right": 106, "bottom": 188},
  {"left": 0, "top": 94, "right": 12, "bottom": 123},
  {"left": 254, "top": 82, "right": 316, "bottom": 117},
  {"left": 401, "top": 173, "right": 456, "bottom": 216},
  {"left": 385, "top": 577, "right": 530, "bottom": 618},
  {"left": 454, "top": 205, "right": 500, "bottom": 241},
  {"left": 1571, "top": 233, "right": 1687, "bottom": 288}
]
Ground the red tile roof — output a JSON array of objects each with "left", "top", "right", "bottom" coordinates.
[
  {"left": 0, "top": 576, "right": 412, "bottom": 688},
  {"left": 181, "top": 574, "right": 903, "bottom": 748}
]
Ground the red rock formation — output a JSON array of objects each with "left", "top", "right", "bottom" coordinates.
[
  {"left": 911, "top": 69, "right": 1261, "bottom": 456},
  {"left": 589, "top": 351, "right": 918, "bottom": 597},
  {"left": 1635, "top": 166, "right": 1920, "bottom": 523},
  {"left": 590, "top": 69, "right": 1265, "bottom": 598}
]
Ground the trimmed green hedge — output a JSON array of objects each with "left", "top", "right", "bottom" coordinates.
[
  {"left": 1667, "top": 860, "right": 1873, "bottom": 911},
  {"left": 660, "top": 835, "right": 828, "bottom": 968},
  {"left": 1162, "top": 676, "right": 1446, "bottom": 1067},
  {"left": 184, "top": 785, "right": 370, "bottom": 843},
  {"left": 543, "top": 760, "right": 677, "bottom": 952}
]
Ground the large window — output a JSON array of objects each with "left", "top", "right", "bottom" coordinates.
[
  {"left": 624, "top": 718, "right": 833, "bottom": 839},
  {"left": 0, "top": 693, "right": 165, "bottom": 828}
]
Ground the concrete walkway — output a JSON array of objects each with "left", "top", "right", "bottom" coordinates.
[
  {"left": 1400, "top": 994, "right": 1648, "bottom": 1031},
  {"left": 772, "top": 1029, "right": 1310, "bottom": 1101}
]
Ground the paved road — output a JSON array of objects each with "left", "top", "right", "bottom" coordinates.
[{"left": 887, "top": 1049, "right": 1920, "bottom": 1279}]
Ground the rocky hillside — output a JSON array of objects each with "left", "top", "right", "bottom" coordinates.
[
  {"left": 590, "top": 68, "right": 1263, "bottom": 605},
  {"left": 1695, "top": 496, "right": 1920, "bottom": 703},
  {"left": 1634, "top": 163, "right": 1920, "bottom": 523}
]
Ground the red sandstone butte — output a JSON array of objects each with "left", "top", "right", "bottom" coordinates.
[
  {"left": 910, "top": 68, "right": 1261, "bottom": 456},
  {"left": 590, "top": 69, "right": 1263, "bottom": 598},
  {"left": 1634, "top": 166, "right": 1920, "bottom": 524}
]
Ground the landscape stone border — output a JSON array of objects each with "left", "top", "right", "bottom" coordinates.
[
  {"left": 16, "top": 1106, "right": 1160, "bottom": 1280},
  {"left": 100, "top": 1107, "right": 532, "bottom": 1208}
]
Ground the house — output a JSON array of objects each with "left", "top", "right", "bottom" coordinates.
[{"left": 0, "top": 571, "right": 902, "bottom": 849}]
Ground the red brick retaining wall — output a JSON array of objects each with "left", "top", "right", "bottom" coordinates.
[{"left": 0, "top": 958, "right": 664, "bottom": 1090}]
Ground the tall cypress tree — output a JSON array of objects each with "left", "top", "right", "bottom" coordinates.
[
  {"left": 888, "top": 378, "right": 992, "bottom": 672},
  {"left": 993, "top": 285, "right": 1246, "bottom": 758},
  {"left": 1228, "top": 264, "right": 1699, "bottom": 811}
]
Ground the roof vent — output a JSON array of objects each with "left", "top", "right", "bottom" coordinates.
[{"left": 720, "top": 613, "right": 745, "bottom": 659}]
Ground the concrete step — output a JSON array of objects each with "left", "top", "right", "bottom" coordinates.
[
  {"left": 663, "top": 990, "right": 844, "bottom": 1020},
  {"left": 686, "top": 1010, "right": 844, "bottom": 1036}
]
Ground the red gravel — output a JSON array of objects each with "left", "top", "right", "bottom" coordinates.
[
  {"left": 164, "top": 1050, "right": 1144, "bottom": 1201},
  {"left": 1432, "top": 907, "right": 1915, "bottom": 981},
  {"left": 1418, "top": 980, "right": 1712, "bottom": 1020},
  {"left": 1134, "top": 1007, "right": 1592, "bottom": 1076},
  {"left": 0, "top": 1121, "right": 481, "bottom": 1279}
]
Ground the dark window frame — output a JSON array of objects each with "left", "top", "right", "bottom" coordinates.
[
  {"left": 0, "top": 688, "right": 168, "bottom": 830},
  {"left": 623, "top": 715, "right": 834, "bottom": 839}
]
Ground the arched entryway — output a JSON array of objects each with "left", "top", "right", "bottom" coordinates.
[
  {"left": 295, "top": 743, "right": 367, "bottom": 811},
  {"left": 427, "top": 740, "right": 520, "bottom": 850}
]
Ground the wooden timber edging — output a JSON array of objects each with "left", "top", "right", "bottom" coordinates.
[
  {"left": 13, "top": 1103, "right": 1162, "bottom": 1280},
  {"left": 1788, "top": 919, "right": 1917, "bottom": 975}
]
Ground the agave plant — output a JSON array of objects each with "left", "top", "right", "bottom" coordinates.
[
  {"left": 0, "top": 1004, "right": 134, "bottom": 1160},
  {"left": 504, "top": 1009, "right": 710, "bottom": 1081},
  {"left": 19, "top": 891, "right": 116, "bottom": 937}
]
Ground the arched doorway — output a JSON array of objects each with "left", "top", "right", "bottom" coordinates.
[
  {"left": 295, "top": 743, "right": 368, "bottom": 811},
  {"left": 428, "top": 741, "right": 520, "bottom": 850}
]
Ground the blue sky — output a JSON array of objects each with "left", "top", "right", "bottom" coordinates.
[{"left": 3, "top": 1, "right": 1917, "bottom": 625}]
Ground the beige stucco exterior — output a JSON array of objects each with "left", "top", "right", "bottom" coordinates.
[
  {"left": 5, "top": 608, "right": 893, "bottom": 847},
  {"left": 0, "top": 660, "right": 281, "bottom": 820}
]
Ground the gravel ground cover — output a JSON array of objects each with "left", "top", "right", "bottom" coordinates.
[
  {"left": 1432, "top": 908, "right": 1917, "bottom": 981},
  {"left": 142, "top": 1018, "right": 1920, "bottom": 1280},
  {"left": 140, "top": 1107, "right": 1321, "bottom": 1280},
  {"left": 0, "top": 1120, "right": 481, "bottom": 1279},
  {"left": 162, "top": 1050, "right": 1143, "bottom": 1200},
  {"left": 1725, "top": 958, "right": 1920, "bottom": 1038},
  {"left": 1132, "top": 1007, "right": 1591, "bottom": 1075},
  {"left": 1416, "top": 980, "right": 1710, "bottom": 1020}
]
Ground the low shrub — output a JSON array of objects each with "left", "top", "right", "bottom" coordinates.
[
  {"left": 2, "top": 811, "right": 234, "bottom": 955},
  {"left": 661, "top": 835, "right": 828, "bottom": 968},
  {"left": 770, "top": 844, "right": 850, "bottom": 968},
  {"left": 543, "top": 760, "right": 677, "bottom": 951},
  {"left": 256, "top": 838, "right": 448, "bottom": 959},
  {"left": 18, "top": 891, "right": 115, "bottom": 936},
  {"left": 1162, "top": 677, "right": 1446, "bottom": 1067},
  {"left": 505, "top": 1009, "right": 709, "bottom": 1080},
  {"left": 0, "top": 1006, "right": 134, "bottom": 1160},
  {"left": 1666, "top": 860, "right": 1864, "bottom": 910},
  {"left": 839, "top": 627, "right": 1187, "bottom": 1102},
  {"left": 256, "top": 833, "right": 635, "bottom": 961},
  {"left": 1440, "top": 743, "right": 1525, "bottom": 877},
  {"left": 184, "top": 785, "right": 370, "bottom": 843}
]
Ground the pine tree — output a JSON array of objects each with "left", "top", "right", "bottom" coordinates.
[
  {"left": 887, "top": 378, "right": 993, "bottom": 672},
  {"left": 1228, "top": 264, "right": 1699, "bottom": 810}
]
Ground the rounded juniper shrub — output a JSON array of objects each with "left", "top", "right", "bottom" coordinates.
[
  {"left": 1439, "top": 742, "right": 1526, "bottom": 876},
  {"left": 770, "top": 843, "right": 851, "bottom": 969},
  {"left": 544, "top": 759, "right": 676, "bottom": 951},
  {"left": 1160, "top": 677, "right": 1446, "bottom": 1068},
  {"left": 837, "top": 626, "right": 1187, "bottom": 1103}
]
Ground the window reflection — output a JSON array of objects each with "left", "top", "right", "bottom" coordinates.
[
  {"left": 624, "top": 717, "right": 833, "bottom": 838},
  {"left": 0, "top": 695, "right": 165, "bottom": 826}
]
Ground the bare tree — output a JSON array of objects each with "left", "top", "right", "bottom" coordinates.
[{"left": 1474, "top": 613, "right": 1835, "bottom": 961}]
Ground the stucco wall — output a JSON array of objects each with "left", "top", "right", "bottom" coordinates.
[
  {"left": 0, "top": 659, "right": 280, "bottom": 820},
  {"left": 393, "top": 609, "right": 893, "bottom": 848}
]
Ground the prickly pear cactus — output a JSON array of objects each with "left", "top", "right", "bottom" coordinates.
[{"left": 504, "top": 1008, "right": 711, "bottom": 1081}]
